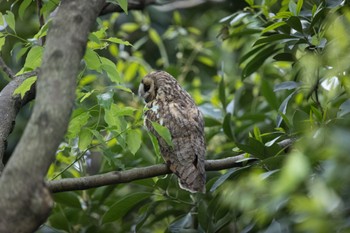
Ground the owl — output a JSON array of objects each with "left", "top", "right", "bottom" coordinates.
[{"left": 138, "top": 71, "right": 206, "bottom": 193}]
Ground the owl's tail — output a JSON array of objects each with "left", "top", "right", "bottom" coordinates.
[{"left": 169, "top": 160, "right": 206, "bottom": 193}]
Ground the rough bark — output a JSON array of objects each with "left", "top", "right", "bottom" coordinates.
[
  {"left": 0, "top": 0, "right": 105, "bottom": 232},
  {"left": 47, "top": 155, "right": 247, "bottom": 193},
  {"left": 0, "top": 71, "right": 37, "bottom": 175},
  {"left": 47, "top": 139, "right": 293, "bottom": 193}
]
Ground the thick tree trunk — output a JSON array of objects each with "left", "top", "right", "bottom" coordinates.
[{"left": 0, "top": 0, "right": 105, "bottom": 232}]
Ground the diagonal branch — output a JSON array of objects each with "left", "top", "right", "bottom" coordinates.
[
  {"left": 47, "top": 139, "right": 294, "bottom": 193},
  {"left": 0, "top": 57, "right": 15, "bottom": 79},
  {"left": 0, "top": 71, "right": 37, "bottom": 174}
]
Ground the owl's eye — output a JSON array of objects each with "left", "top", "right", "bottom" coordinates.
[{"left": 144, "top": 83, "right": 151, "bottom": 92}]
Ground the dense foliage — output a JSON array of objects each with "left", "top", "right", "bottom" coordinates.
[{"left": 1, "top": 0, "right": 350, "bottom": 232}]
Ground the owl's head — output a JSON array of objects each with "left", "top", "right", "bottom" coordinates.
[{"left": 138, "top": 71, "right": 178, "bottom": 103}]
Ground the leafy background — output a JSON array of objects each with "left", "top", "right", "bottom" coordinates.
[{"left": 1, "top": 0, "right": 350, "bottom": 232}]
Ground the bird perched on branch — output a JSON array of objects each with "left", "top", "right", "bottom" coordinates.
[{"left": 138, "top": 71, "right": 206, "bottom": 193}]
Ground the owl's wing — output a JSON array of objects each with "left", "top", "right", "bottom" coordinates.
[{"left": 161, "top": 101, "right": 206, "bottom": 193}]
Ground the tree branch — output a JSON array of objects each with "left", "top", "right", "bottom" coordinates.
[
  {"left": 47, "top": 156, "right": 247, "bottom": 193},
  {"left": 0, "top": 57, "right": 15, "bottom": 79},
  {"left": 0, "top": 71, "right": 37, "bottom": 174},
  {"left": 99, "top": 0, "right": 157, "bottom": 15},
  {"left": 47, "top": 139, "right": 294, "bottom": 193},
  {"left": 0, "top": 0, "right": 105, "bottom": 232}
]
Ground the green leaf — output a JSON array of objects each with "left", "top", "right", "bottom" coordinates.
[
  {"left": 337, "top": 99, "right": 350, "bottom": 117},
  {"left": 149, "top": 28, "right": 161, "bottom": 46},
  {"left": 53, "top": 192, "right": 81, "bottom": 209},
  {"left": 261, "top": 79, "right": 279, "bottom": 110},
  {"left": 253, "top": 34, "right": 299, "bottom": 46},
  {"left": 242, "top": 45, "right": 279, "bottom": 78},
  {"left": 210, "top": 167, "right": 242, "bottom": 192},
  {"left": 102, "top": 192, "right": 152, "bottom": 224},
  {"left": 19, "top": 0, "right": 32, "bottom": 20},
  {"left": 104, "top": 104, "right": 128, "bottom": 132},
  {"left": 67, "top": 111, "right": 90, "bottom": 139},
  {"left": 13, "top": 76, "right": 37, "bottom": 99},
  {"left": 4, "top": 11, "right": 15, "bottom": 33},
  {"left": 100, "top": 57, "right": 122, "bottom": 83},
  {"left": 274, "top": 81, "right": 299, "bottom": 92},
  {"left": 253, "top": 125, "right": 262, "bottom": 142},
  {"left": 151, "top": 121, "right": 173, "bottom": 148},
  {"left": 169, "top": 213, "right": 193, "bottom": 232},
  {"left": 117, "top": 0, "right": 128, "bottom": 14},
  {"left": 114, "top": 85, "right": 133, "bottom": 94},
  {"left": 147, "top": 131, "right": 161, "bottom": 159},
  {"left": 0, "top": 34, "right": 5, "bottom": 52},
  {"left": 24, "top": 46, "right": 43, "bottom": 70},
  {"left": 16, "top": 45, "right": 30, "bottom": 61},
  {"left": 78, "top": 128, "right": 93, "bottom": 151},
  {"left": 261, "top": 21, "right": 287, "bottom": 33},
  {"left": 289, "top": 0, "right": 297, "bottom": 16},
  {"left": 127, "top": 129, "right": 142, "bottom": 155},
  {"left": 83, "top": 47, "right": 101, "bottom": 72},
  {"left": 286, "top": 16, "right": 303, "bottom": 32},
  {"left": 0, "top": 13, "right": 5, "bottom": 29},
  {"left": 97, "top": 91, "right": 114, "bottom": 109},
  {"left": 34, "top": 20, "right": 51, "bottom": 39},
  {"left": 273, "top": 52, "right": 295, "bottom": 61},
  {"left": 236, "top": 137, "right": 266, "bottom": 158},
  {"left": 80, "top": 90, "right": 95, "bottom": 102},
  {"left": 106, "top": 37, "right": 132, "bottom": 46},
  {"left": 276, "top": 91, "right": 296, "bottom": 127},
  {"left": 223, "top": 113, "right": 234, "bottom": 140},
  {"left": 219, "top": 76, "right": 226, "bottom": 109},
  {"left": 296, "top": 0, "right": 303, "bottom": 16}
]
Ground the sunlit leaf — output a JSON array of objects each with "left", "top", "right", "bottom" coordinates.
[
  {"left": 13, "top": 76, "right": 37, "bottom": 99},
  {"left": 151, "top": 121, "right": 173, "bottom": 148},
  {"left": 149, "top": 28, "right": 161, "bottom": 45},
  {"left": 4, "top": 11, "right": 15, "bottom": 33},
  {"left": 67, "top": 110, "right": 90, "bottom": 139},
  {"left": 261, "top": 21, "right": 287, "bottom": 33},
  {"left": 19, "top": 0, "right": 32, "bottom": 19},
  {"left": 106, "top": 37, "right": 132, "bottom": 46},
  {"left": 97, "top": 91, "right": 114, "bottom": 109},
  {"left": 83, "top": 47, "right": 101, "bottom": 72},
  {"left": 24, "top": 46, "right": 43, "bottom": 70},
  {"left": 78, "top": 128, "right": 93, "bottom": 151},
  {"left": 100, "top": 57, "right": 122, "bottom": 83},
  {"left": 127, "top": 129, "right": 142, "bottom": 155},
  {"left": 0, "top": 34, "right": 6, "bottom": 52}
]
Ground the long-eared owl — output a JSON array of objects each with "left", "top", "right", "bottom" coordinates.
[{"left": 138, "top": 71, "right": 206, "bottom": 193}]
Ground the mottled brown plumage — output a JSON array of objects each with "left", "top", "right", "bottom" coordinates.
[{"left": 138, "top": 71, "right": 206, "bottom": 193}]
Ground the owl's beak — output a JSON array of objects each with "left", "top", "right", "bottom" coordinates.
[{"left": 138, "top": 83, "right": 144, "bottom": 98}]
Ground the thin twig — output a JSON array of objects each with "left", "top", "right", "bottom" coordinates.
[
  {"left": 36, "top": 0, "right": 46, "bottom": 45},
  {"left": 0, "top": 57, "right": 15, "bottom": 79}
]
